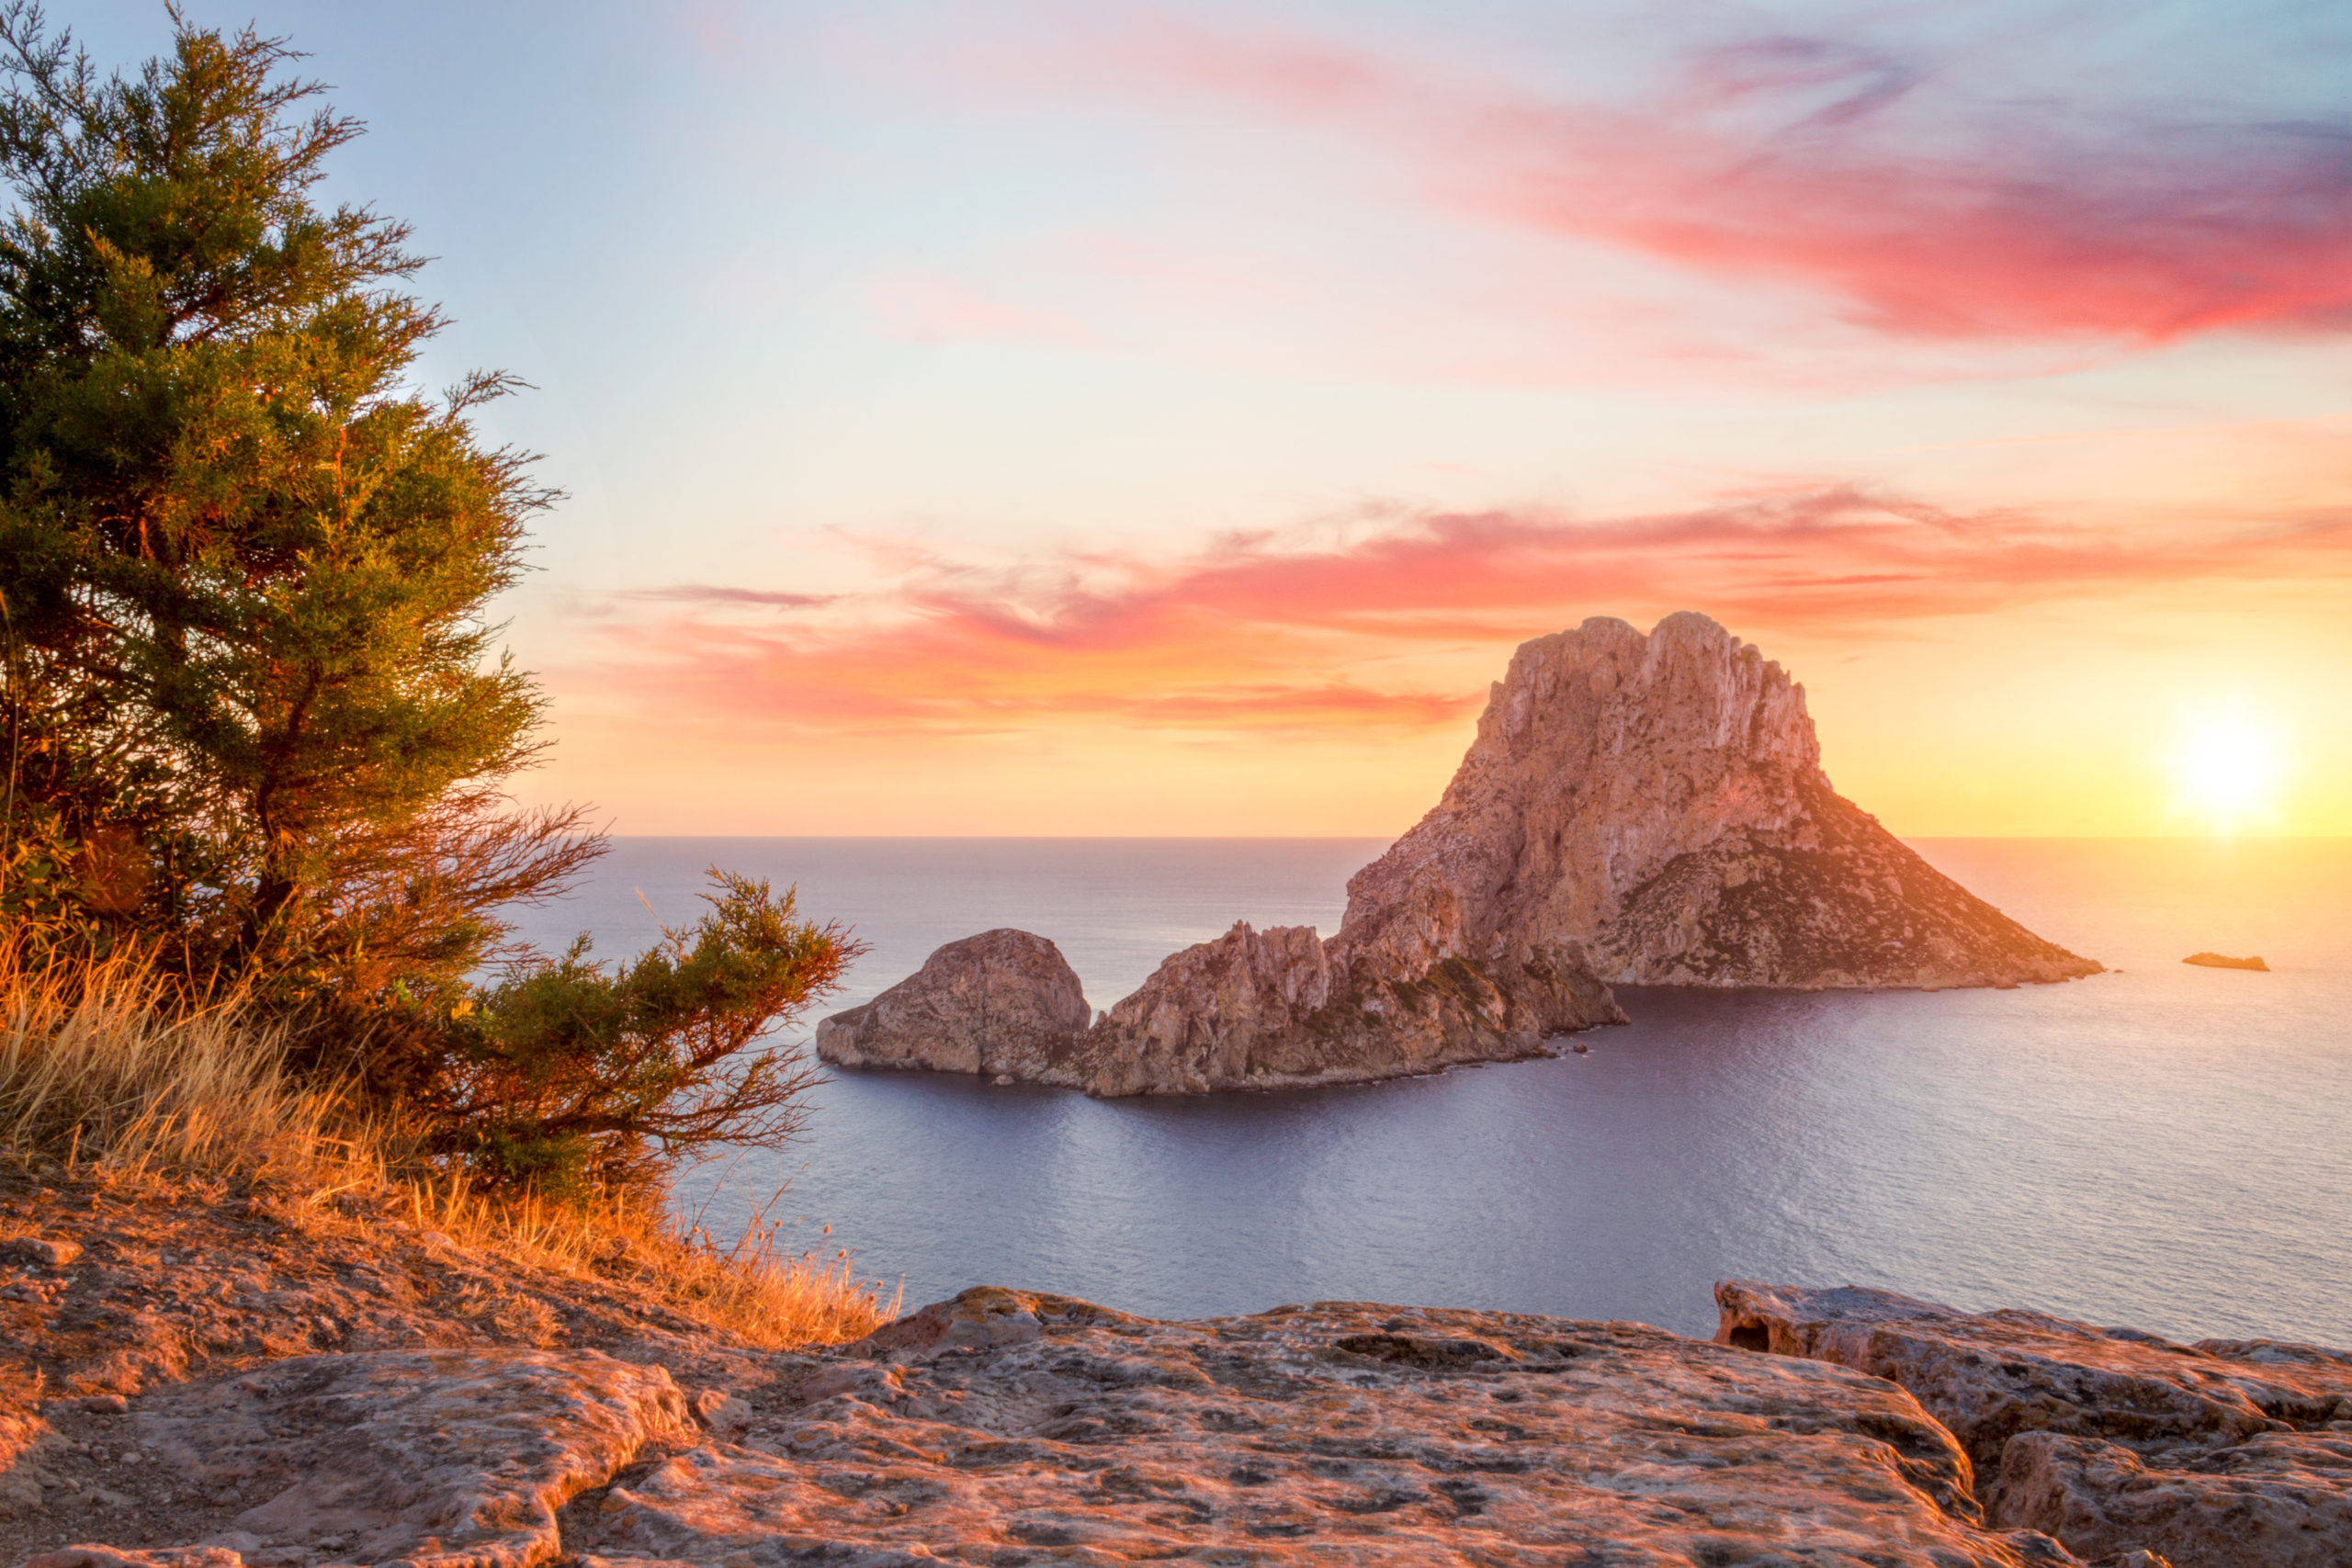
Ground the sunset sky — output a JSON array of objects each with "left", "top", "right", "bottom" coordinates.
[{"left": 87, "top": 1, "right": 2352, "bottom": 836}]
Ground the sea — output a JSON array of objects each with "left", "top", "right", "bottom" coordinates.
[{"left": 502, "top": 837, "right": 2352, "bottom": 1345}]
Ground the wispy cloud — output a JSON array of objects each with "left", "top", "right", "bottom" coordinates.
[
  {"left": 618, "top": 585, "right": 842, "bottom": 609},
  {"left": 961, "top": 7, "right": 2352, "bottom": 345},
  {"left": 576, "top": 485, "right": 2352, "bottom": 738}
]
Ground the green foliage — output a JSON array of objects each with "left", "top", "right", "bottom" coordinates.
[
  {"left": 0, "top": 4, "right": 596, "bottom": 996},
  {"left": 420, "top": 873, "right": 865, "bottom": 1199},
  {"left": 0, "top": 8, "right": 864, "bottom": 1209}
]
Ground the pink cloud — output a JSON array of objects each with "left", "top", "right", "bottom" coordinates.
[
  {"left": 1007, "top": 11, "right": 2352, "bottom": 344},
  {"left": 577, "top": 486, "right": 2352, "bottom": 738},
  {"left": 622, "top": 585, "right": 839, "bottom": 609}
]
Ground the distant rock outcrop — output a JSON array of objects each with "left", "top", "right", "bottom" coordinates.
[
  {"left": 1716, "top": 1280, "right": 2352, "bottom": 1568},
  {"left": 2184, "top": 952, "right": 2268, "bottom": 971},
  {"left": 1345, "top": 613, "right": 2099, "bottom": 989},
  {"left": 1077, "top": 917, "right": 1622, "bottom": 1097},
  {"left": 818, "top": 612, "right": 2097, "bottom": 1096},
  {"left": 813, "top": 929, "right": 1093, "bottom": 1079}
]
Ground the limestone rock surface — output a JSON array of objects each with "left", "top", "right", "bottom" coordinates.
[
  {"left": 1345, "top": 613, "right": 2099, "bottom": 989},
  {"left": 1715, "top": 1280, "right": 2352, "bottom": 1568},
  {"left": 563, "top": 1287, "right": 2078, "bottom": 1567},
  {"left": 40, "top": 1277, "right": 2352, "bottom": 1568},
  {"left": 0, "top": 1159, "right": 817, "bottom": 1564},
  {"left": 135, "top": 1348, "right": 692, "bottom": 1568},
  {"left": 815, "top": 930, "right": 1092, "bottom": 1079}
]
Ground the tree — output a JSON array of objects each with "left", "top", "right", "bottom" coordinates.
[
  {"left": 0, "top": 3, "right": 593, "bottom": 997},
  {"left": 0, "top": 9, "right": 865, "bottom": 1203}
]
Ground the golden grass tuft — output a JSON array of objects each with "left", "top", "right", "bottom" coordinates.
[
  {"left": 397, "top": 1167, "right": 901, "bottom": 1349},
  {"left": 0, "top": 942, "right": 896, "bottom": 1348},
  {"left": 0, "top": 942, "right": 332, "bottom": 1181}
]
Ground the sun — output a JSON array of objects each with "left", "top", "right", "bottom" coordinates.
[{"left": 2167, "top": 706, "right": 2289, "bottom": 832}]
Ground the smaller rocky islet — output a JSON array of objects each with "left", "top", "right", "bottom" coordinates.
[{"left": 819, "top": 611, "right": 2100, "bottom": 1097}]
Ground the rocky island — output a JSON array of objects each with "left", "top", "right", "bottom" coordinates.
[
  {"left": 2183, "top": 953, "right": 2269, "bottom": 972},
  {"left": 820, "top": 613, "right": 2098, "bottom": 1096},
  {"left": 6, "top": 1164, "right": 2343, "bottom": 1568}
]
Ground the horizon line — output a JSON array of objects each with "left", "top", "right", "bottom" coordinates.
[{"left": 578, "top": 831, "right": 2352, "bottom": 842}]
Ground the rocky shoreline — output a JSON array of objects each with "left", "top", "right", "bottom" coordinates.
[{"left": 820, "top": 614, "right": 2098, "bottom": 1097}]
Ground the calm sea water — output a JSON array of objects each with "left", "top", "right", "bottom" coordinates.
[{"left": 503, "top": 838, "right": 2352, "bottom": 1344}]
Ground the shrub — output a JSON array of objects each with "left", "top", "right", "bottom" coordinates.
[
  {"left": 0, "top": 938, "right": 895, "bottom": 1347},
  {"left": 415, "top": 871, "right": 865, "bottom": 1201}
]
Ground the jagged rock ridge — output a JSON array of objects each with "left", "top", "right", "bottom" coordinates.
[
  {"left": 818, "top": 920, "right": 1621, "bottom": 1099},
  {"left": 1078, "top": 916, "right": 1621, "bottom": 1096}
]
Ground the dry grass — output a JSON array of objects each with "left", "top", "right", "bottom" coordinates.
[
  {"left": 0, "top": 942, "right": 333, "bottom": 1182},
  {"left": 0, "top": 942, "right": 896, "bottom": 1348},
  {"left": 397, "top": 1167, "right": 901, "bottom": 1349}
]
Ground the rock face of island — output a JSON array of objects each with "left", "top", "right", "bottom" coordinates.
[
  {"left": 816, "top": 919, "right": 1622, "bottom": 1098},
  {"left": 816, "top": 612, "right": 2098, "bottom": 1096},
  {"left": 813, "top": 929, "right": 1094, "bottom": 1079},
  {"left": 2184, "top": 952, "right": 2268, "bottom": 972},
  {"left": 1347, "top": 612, "right": 2100, "bottom": 989},
  {"left": 1077, "top": 916, "right": 1623, "bottom": 1097}
]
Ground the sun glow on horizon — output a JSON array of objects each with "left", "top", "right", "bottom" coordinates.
[{"left": 2166, "top": 705, "right": 2291, "bottom": 834}]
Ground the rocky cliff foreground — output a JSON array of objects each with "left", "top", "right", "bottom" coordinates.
[
  {"left": 8, "top": 1179, "right": 2348, "bottom": 1568},
  {"left": 1716, "top": 1280, "right": 2352, "bottom": 1568},
  {"left": 820, "top": 613, "right": 2095, "bottom": 1096}
]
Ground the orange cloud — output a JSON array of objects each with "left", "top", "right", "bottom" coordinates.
[{"left": 574, "top": 488, "right": 2352, "bottom": 739}]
